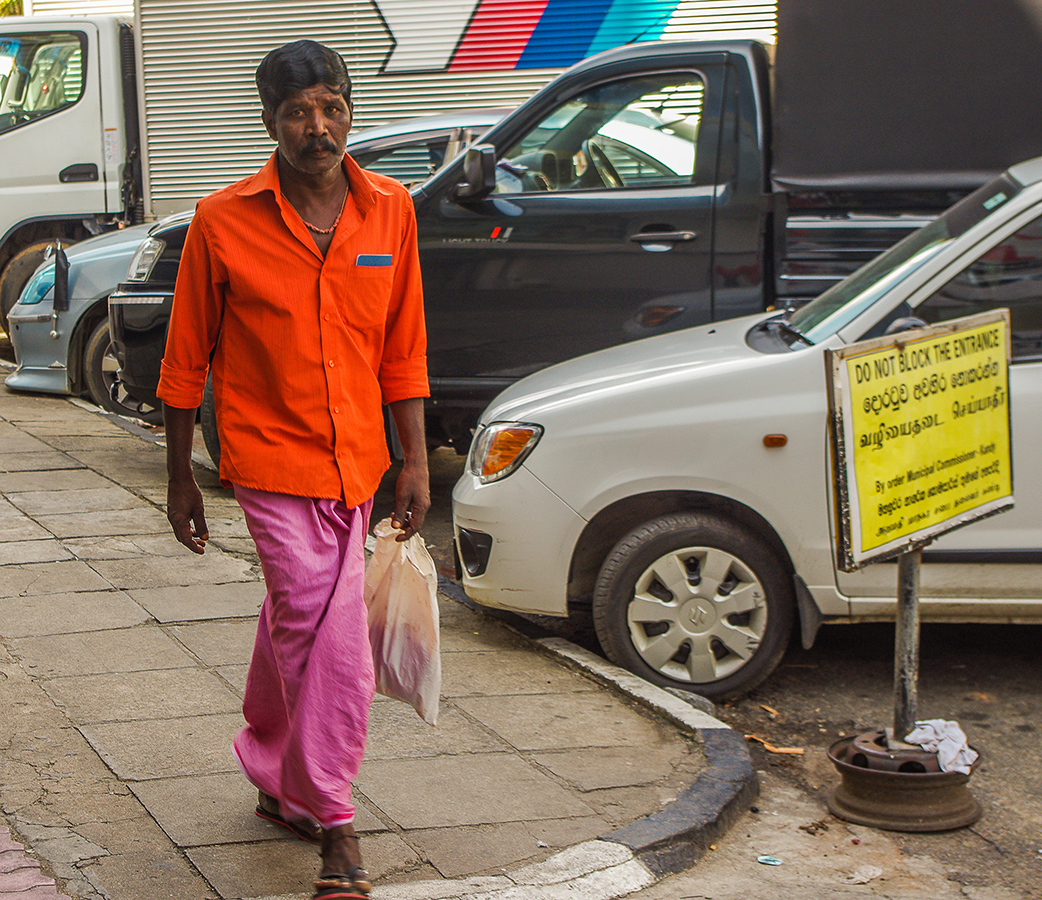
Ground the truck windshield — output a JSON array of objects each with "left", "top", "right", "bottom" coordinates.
[
  {"left": 788, "top": 173, "right": 1022, "bottom": 343},
  {"left": 0, "top": 32, "right": 85, "bottom": 135}
]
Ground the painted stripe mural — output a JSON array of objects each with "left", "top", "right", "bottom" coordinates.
[{"left": 373, "top": 0, "right": 767, "bottom": 73}]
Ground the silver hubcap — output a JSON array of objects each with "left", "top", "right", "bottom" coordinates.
[{"left": 626, "top": 545, "right": 767, "bottom": 684}]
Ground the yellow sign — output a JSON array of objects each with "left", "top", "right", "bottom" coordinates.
[{"left": 828, "top": 311, "right": 1013, "bottom": 569}]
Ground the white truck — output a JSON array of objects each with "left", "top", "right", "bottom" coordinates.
[{"left": 0, "top": 0, "right": 771, "bottom": 328}]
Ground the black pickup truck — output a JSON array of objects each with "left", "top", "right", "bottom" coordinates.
[{"left": 110, "top": 2, "right": 1042, "bottom": 454}]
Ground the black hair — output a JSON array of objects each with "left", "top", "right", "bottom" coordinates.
[{"left": 255, "top": 40, "right": 352, "bottom": 115}]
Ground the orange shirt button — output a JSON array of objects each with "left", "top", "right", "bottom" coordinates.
[
  {"left": 334, "top": 406, "right": 340, "bottom": 414},
  {"left": 328, "top": 360, "right": 335, "bottom": 367}
]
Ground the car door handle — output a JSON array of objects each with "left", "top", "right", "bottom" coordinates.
[{"left": 629, "top": 230, "right": 698, "bottom": 243}]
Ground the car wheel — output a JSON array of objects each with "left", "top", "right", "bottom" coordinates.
[
  {"left": 201, "top": 373, "right": 221, "bottom": 469},
  {"left": 592, "top": 512, "right": 794, "bottom": 701},
  {"left": 0, "top": 240, "right": 53, "bottom": 336},
  {"left": 84, "top": 317, "right": 162, "bottom": 423}
]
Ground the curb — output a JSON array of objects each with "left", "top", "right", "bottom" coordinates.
[
  {"left": 431, "top": 579, "right": 759, "bottom": 898},
  {"left": 367, "top": 628, "right": 758, "bottom": 900},
  {"left": 539, "top": 639, "right": 759, "bottom": 878}
]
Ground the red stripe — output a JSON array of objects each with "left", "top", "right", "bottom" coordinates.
[{"left": 450, "top": 0, "right": 551, "bottom": 71}]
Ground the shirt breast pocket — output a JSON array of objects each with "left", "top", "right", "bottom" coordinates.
[{"left": 342, "top": 255, "right": 395, "bottom": 331}]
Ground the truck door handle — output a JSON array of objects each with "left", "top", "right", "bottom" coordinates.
[
  {"left": 630, "top": 230, "right": 698, "bottom": 252},
  {"left": 630, "top": 230, "right": 698, "bottom": 244},
  {"left": 59, "top": 164, "right": 99, "bottom": 183}
]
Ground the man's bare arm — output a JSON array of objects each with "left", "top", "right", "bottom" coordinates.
[
  {"left": 388, "top": 397, "right": 430, "bottom": 541},
  {"left": 164, "top": 403, "right": 209, "bottom": 554}
]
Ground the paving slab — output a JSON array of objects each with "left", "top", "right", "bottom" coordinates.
[
  {"left": 0, "top": 468, "right": 114, "bottom": 493},
  {"left": 42, "top": 667, "right": 241, "bottom": 723},
  {"left": 0, "top": 538, "right": 74, "bottom": 565},
  {"left": 0, "top": 590, "right": 149, "bottom": 637},
  {"left": 94, "top": 550, "right": 256, "bottom": 590},
  {"left": 0, "top": 451, "right": 83, "bottom": 473},
  {"left": 8, "top": 627, "right": 198, "bottom": 677},
  {"left": 455, "top": 692, "right": 675, "bottom": 752},
  {"left": 364, "top": 700, "right": 507, "bottom": 760},
  {"left": 0, "top": 560, "right": 114, "bottom": 598},
  {"left": 60, "top": 533, "right": 190, "bottom": 560},
  {"left": 127, "top": 580, "right": 264, "bottom": 621},
  {"left": 439, "top": 648, "right": 600, "bottom": 697},
  {"left": 79, "top": 713, "right": 243, "bottom": 780},
  {"left": 5, "top": 486, "right": 148, "bottom": 516},
  {"left": 35, "top": 506, "right": 173, "bottom": 539},
  {"left": 127, "top": 773, "right": 386, "bottom": 848},
  {"left": 356, "top": 754, "right": 599, "bottom": 829},
  {"left": 167, "top": 619, "right": 258, "bottom": 666},
  {"left": 56, "top": 449, "right": 167, "bottom": 487}
]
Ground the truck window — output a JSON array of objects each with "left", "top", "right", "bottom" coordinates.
[
  {"left": 915, "top": 213, "right": 1042, "bottom": 361},
  {"left": 0, "top": 32, "right": 85, "bottom": 136},
  {"left": 493, "top": 72, "right": 705, "bottom": 194}
]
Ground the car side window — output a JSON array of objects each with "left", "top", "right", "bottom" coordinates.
[
  {"left": 354, "top": 127, "right": 485, "bottom": 186},
  {"left": 353, "top": 138, "right": 450, "bottom": 185},
  {"left": 915, "top": 214, "right": 1042, "bottom": 360},
  {"left": 0, "top": 32, "right": 85, "bottom": 135},
  {"left": 492, "top": 72, "right": 705, "bottom": 194}
]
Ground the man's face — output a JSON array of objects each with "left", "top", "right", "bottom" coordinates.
[{"left": 263, "top": 84, "right": 352, "bottom": 179}]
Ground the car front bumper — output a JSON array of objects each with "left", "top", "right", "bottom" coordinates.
[
  {"left": 6, "top": 307, "right": 72, "bottom": 395},
  {"left": 451, "top": 463, "right": 586, "bottom": 617}
]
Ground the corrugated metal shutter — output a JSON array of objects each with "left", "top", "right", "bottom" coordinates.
[
  {"left": 137, "top": 0, "right": 553, "bottom": 215},
  {"left": 137, "top": 0, "right": 777, "bottom": 217},
  {"left": 26, "top": 1, "right": 134, "bottom": 13}
]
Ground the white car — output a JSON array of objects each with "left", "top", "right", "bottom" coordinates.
[{"left": 452, "top": 156, "right": 1042, "bottom": 700}]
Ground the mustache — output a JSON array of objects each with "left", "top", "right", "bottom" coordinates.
[{"left": 302, "top": 137, "right": 339, "bottom": 154}]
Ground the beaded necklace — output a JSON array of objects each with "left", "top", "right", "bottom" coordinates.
[{"left": 291, "top": 185, "right": 348, "bottom": 235}]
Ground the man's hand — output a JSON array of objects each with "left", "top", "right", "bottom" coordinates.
[
  {"left": 392, "top": 459, "right": 430, "bottom": 541},
  {"left": 388, "top": 397, "right": 430, "bottom": 541},
  {"left": 168, "top": 475, "right": 209, "bottom": 553},
  {"left": 163, "top": 402, "right": 209, "bottom": 553}
]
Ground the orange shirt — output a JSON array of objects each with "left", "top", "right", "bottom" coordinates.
[{"left": 157, "top": 152, "right": 429, "bottom": 505}]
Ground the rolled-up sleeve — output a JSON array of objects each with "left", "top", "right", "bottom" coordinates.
[
  {"left": 157, "top": 208, "right": 226, "bottom": 410},
  {"left": 378, "top": 199, "right": 429, "bottom": 405}
]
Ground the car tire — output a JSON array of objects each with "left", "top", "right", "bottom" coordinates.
[
  {"left": 201, "top": 373, "right": 221, "bottom": 470},
  {"left": 592, "top": 511, "right": 794, "bottom": 701},
  {"left": 1, "top": 240, "right": 54, "bottom": 336},
  {"left": 84, "top": 317, "right": 162, "bottom": 423}
]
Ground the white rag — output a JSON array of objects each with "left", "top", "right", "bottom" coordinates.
[{"left": 904, "top": 719, "right": 978, "bottom": 774}]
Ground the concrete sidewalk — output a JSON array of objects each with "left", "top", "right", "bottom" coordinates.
[{"left": 0, "top": 377, "right": 755, "bottom": 900}]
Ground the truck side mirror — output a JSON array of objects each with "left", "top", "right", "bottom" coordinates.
[
  {"left": 453, "top": 144, "right": 496, "bottom": 201},
  {"left": 52, "top": 243, "right": 70, "bottom": 313}
]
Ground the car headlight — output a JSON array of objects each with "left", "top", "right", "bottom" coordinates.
[
  {"left": 126, "top": 236, "right": 166, "bottom": 282},
  {"left": 469, "top": 422, "right": 543, "bottom": 483},
  {"left": 17, "top": 262, "right": 55, "bottom": 306}
]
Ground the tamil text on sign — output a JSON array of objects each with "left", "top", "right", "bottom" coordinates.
[{"left": 828, "top": 311, "right": 1013, "bottom": 570}]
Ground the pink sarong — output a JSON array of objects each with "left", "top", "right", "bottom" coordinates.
[{"left": 232, "top": 484, "right": 374, "bottom": 828}]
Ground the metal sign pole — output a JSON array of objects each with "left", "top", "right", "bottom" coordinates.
[{"left": 893, "top": 547, "right": 922, "bottom": 739}]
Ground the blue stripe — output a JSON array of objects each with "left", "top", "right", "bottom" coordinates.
[
  {"left": 587, "top": 0, "right": 679, "bottom": 55},
  {"left": 517, "top": 0, "right": 614, "bottom": 69},
  {"left": 356, "top": 254, "right": 393, "bottom": 266}
]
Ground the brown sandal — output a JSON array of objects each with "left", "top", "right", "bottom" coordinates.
[
  {"left": 314, "top": 823, "right": 371, "bottom": 899},
  {"left": 255, "top": 791, "right": 322, "bottom": 844},
  {"left": 312, "top": 873, "right": 370, "bottom": 899}
]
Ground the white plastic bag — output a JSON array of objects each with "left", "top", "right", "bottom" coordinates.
[{"left": 363, "top": 517, "right": 441, "bottom": 725}]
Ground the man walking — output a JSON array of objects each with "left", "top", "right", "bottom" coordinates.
[{"left": 158, "top": 40, "right": 429, "bottom": 900}]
